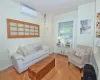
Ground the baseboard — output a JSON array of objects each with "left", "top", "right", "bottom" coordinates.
[{"left": 0, "top": 64, "right": 12, "bottom": 71}]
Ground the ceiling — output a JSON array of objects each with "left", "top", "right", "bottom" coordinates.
[{"left": 13, "top": 0, "right": 95, "bottom": 15}]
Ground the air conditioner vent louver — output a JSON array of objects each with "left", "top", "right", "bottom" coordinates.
[{"left": 21, "top": 5, "right": 38, "bottom": 17}]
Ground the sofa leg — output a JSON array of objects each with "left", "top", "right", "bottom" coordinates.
[
  {"left": 80, "top": 68, "right": 83, "bottom": 73},
  {"left": 68, "top": 62, "right": 70, "bottom": 65}
]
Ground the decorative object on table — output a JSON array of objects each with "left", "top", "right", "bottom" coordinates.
[
  {"left": 65, "top": 41, "right": 71, "bottom": 48},
  {"left": 60, "top": 39, "right": 66, "bottom": 47},
  {"left": 57, "top": 43, "right": 60, "bottom": 46},
  {"left": 57, "top": 37, "right": 61, "bottom": 46},
  {"left": 80, "top": 19, "right": 91, "bottom": 34},
  {"left": 96, "top": 13, "right": 100, "bottom": 38},
  {"left": 58, "top": 37, "right": 61, "bottom": 43}
]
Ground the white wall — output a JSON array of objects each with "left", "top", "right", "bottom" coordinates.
[
  {"left": 53, "top": 2, "right": 95, "bottom": 53},
  {"left": 43, "top": 14, "right": 54, "bottom": 53},
  {"left": 77, "top": 2, "right": 95, "bottom": 47},
  {"left": 94, "top": 0, "right": 100, "bottom": 53},
  {"left": 0, "top": 0, "right": 44, "bottom": 70},
  {"left": 96, "top": 0, "right": 100, "bottom": 12},
  {"left": 0, "top": 0, "right": 96, "bottom": 70},
  {"left": 53, "top": 10, "right": 78, "bottom": 52}
]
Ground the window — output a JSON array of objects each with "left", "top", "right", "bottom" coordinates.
[
  {"left": 58, "top": 21, "right": 73, "bottom": 47},
  {"left": 7, "top": 19, "right": 40, "bottom": 38}
]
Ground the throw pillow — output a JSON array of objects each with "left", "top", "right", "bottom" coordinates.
[
  {"left": 78, "top": 49, "right": 85, "bottom": 57},
  {"left": 25, "top": 44, "right": 35, "bottom": 53},
  {"left": 21, "top": 44, "right": 36, "bottom": 56},
  {"left": 39, "top": 44, "right": 43, "bottom": 50},
  {"left": 75, "top": 48, "right": 80, "bottom": 57},
  {"left": 75, "top": 48, "right": 85, "bottom": 57},
  {"left": 21, "top": 46, "right": 29, "bottom": 56},
  {"left": 34, "top": 44, "right": 43, "bottom": 52},
  {"left": 16, "top": 46, "right": 23, "bottom": 55}
]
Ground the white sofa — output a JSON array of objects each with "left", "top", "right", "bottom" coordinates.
[{"left": 10, "top": 43, "right": 50, "bottom": 73}]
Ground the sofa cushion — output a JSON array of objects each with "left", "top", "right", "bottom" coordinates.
[
  {"left": 21, "top": 47, "right": 28, "bottom": 56},
  {"left": 22, "top": 44, "right": 35, "bottom": 56},
  {"left": 69, "top": 53, "right": 82, "bottom": 65},
  {"left": 34, "top": 44, "right": 43, "bottom": 52},
  {"left": 75, "top": 48, "right": 80, "bottom": 57},
  {"left": 23, "top": 49, "right": 47, "bottom": 64},
  {"left": 12, "top": 52, "right": 24, "bottom": 60},
  {"left": 16, "top": 46, "right": 23, "bottom": 56}
]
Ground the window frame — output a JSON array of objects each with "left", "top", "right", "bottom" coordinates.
[
  {"left": 56, "top": 19, "right": 74, "bottom": 48},
  {"left": 7, "top": 19, "right": 40, "bottom": 38}
]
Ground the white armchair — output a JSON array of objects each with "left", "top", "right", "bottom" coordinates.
[{"left": 68, "top": 45, "right": 92, "bottom": 72}]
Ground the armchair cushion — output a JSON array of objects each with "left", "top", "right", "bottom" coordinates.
[
  {"left": 68, "top": 52, "right": 83, "bottom": 65},
  {"left": 75, "top": 48, "right": 85, "bottom": 57},
  {"left": 82, "top": 53, "right": 90, "bottom": 64}
]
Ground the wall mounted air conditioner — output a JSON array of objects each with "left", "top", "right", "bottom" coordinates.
[{"left": 21, "top": 5, "right": 38, "bottom": 17}]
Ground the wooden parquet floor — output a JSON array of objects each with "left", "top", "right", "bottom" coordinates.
[{"left": 0, "top": 54, "right": 81, "bottom": 80}]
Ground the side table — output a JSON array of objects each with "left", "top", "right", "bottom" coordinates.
[{"left": 64, "top": 48, "right": 73, "bottom": 56}]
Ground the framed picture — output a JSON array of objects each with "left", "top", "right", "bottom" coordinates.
[
  {"left": 96, "top": 13, "right": 100, "bottom": 38},
  {"left": 97, "top": 13, "right": 100, "bottom": 20},
  {"left": 96, "top": 22, "right": 100, "bottom": 38},
  {"left": 80, "top": 19, "right": 91, "bottom": 34}
]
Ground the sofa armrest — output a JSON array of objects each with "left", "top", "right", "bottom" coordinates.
[
  {"left": 42, "top": 45, "right": 50, "bottom": 54},
  {"left": 82, "top": 53, "right": 90, "bottom": 65},
  {"left": 11, "top": 53, "right": 24, "bottom": 61}
]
